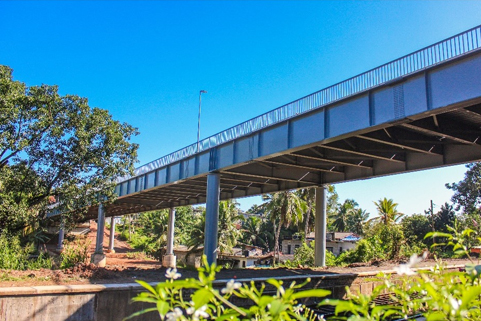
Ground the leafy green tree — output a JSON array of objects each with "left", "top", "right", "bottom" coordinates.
[
  {"left": 262, "top": 191, "right": 306, "bottom": 262},
  {"left": 186, "top": 200, "right": 242, "bottom": 254},
  {"left": 241, "top": 216, "right": 268, "bottom": 249},
  {"left": 434, "top": 203, "right": 457, "bottom": 233},
  {"left": 245, "top": 204, "right": 265, "bottom": 215},
  {"left": 297, "top": 188, "right": 315, "bottom": 238},
  {"left": 370, "top": 198, "right": 404, "bottom": 225},
  {"left": 346, "top": 208, "right": 369, "bottom": 235},
  {"left": 0, "top": 65, "right": 138, "bottom": 233},
  {"left": 446, "top": 162, "right": 481, "bottom": 214},
  {"left": 217, "top": 200, "right": 243, "bottom": 254},
  {"left": 331, "top": 199, "right": 358, "bottom": 232},
  {"left": 401, "top": 214, "right": 431, "bottom": 246},
  {"left": 173, "top": 206, "right": 196, "bottom": 245}
]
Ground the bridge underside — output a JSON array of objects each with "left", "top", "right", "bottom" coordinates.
[{"left": 85, "top": 99, "right": 481, "bottom": 220}]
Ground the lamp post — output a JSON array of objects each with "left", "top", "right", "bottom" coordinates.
[{"left": 197, "top": 90, "right": 207, "bottom": 152}]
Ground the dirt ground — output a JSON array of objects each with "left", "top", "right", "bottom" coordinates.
[{"left": 0, "top": 223, "right": 474, "bottom": 287}]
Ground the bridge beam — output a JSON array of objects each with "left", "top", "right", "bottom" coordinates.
[
  {"left": 163, "top": 208, "right": 177, "bottom": 268},
  {"left": 204, "top": 173, "right": 220, "bottom": 265},
  {"left": 314, "top": 186, "right": 327, "bottom": 267}
]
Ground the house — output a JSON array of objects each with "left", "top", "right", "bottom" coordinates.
[
  {"left": 281, "top": 232, "right": 360, "bottom": 256},
  {"left": 173, "top": 244, "right": 271, "bottom": 268}
]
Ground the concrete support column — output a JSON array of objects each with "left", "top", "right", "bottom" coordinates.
[
  {"left": 91, "top": 203, "right": 107, "bottom": 267},
  {"left": 108, "top": 217, "right": 116, "bottom": 253},
  {"left": 204, "top": 173, "right": 220, "bottom": 265},
  {"left": 315, "top": 186, "right": 327, "bottom": 267},
  {"left": 162, "top": 208, "right": 176, "bottom": 268},
  {"left": 56, "top": 219, "right": 65, "bottom": 252}
]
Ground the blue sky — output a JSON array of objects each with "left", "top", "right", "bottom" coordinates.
[{"left": 1, "top": 1, "right": 481, "bottom": 216}]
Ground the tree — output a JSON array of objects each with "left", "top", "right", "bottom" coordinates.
[
  {"left": 262, "top": 191, "right": 306, "bottom": 262},
  {"left": 217, "top": 200, "right": 243, "bottom": 254},
  {"left": 446, "top": 163, "right": 481, "bottom": 214},
  {"left": 297, "top": 188, "right": 315, "bottom": 238},
  {"left": 0, "top": 65, "right": 138, "bottom": 233},
  {"left": 331, "top": 199, "right": 358, "bottom": 232},
  {"left": 346, "top": 208, "right": 369, "bottom": 235},
  {"left": 371, "top": 198, "right": 404, "bottom": 225},
  {"left": 401, "top": 214, "right": 431, "bottom": 246},
  {"left": 242, "top": 216, "right": 266, "bottom": 249},
  {"left": 434, "top": 203, "right": 456, "bottom": 233},
  {"left": 186, "top": 200, "right": 242, "bottom": 254}
]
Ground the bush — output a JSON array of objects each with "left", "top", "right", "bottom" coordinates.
[
  {"left": 335, "top": 236, "right": 386, "bottom": 265},
  {"left": 0, "top": 233, "right": 52, "bottom": 270},
  {"left": 60, "top": 237, "right": 90, "bottom": 269}
]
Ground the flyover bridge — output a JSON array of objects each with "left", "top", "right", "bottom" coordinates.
[{"left": 84, "top": 25, "right": 481, "bottom": 267}]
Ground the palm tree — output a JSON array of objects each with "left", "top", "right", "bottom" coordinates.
[
  {"left": 332, "top": 199, "right": 358, "bottom": 232},
  {"left": 372, "top": 198, "right": 404, "bottom": 225},
  {"left": 297, "top": 188, "right": 316, "bottom": 239},
  {"left": 217, "top": 200, "right": 243, "bottom": 254},
  {"left": 242, "top": 215, "right": 271, "bottom": 250},
  {"left": 186, "top": 200, "right": 242, "bottom": 255},
  {"left": 347, "top": 208, "right": 369, "bottom": 235},
  {"left": 262, "top": 191, "right": 306, "bottom": 263}
]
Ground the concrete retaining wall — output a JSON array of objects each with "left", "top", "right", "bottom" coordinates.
[{"left": 0, "top": 265, "right": 463, "bottom": 321}]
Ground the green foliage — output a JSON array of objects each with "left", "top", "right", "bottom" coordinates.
[
  {"left": 336, "top": 236, "right": 386, "bottom": 265},
  {"left": 60, "top": 237, "right": 91, "bottom": 269},
  {"left": 0, "top": 65, "right": 139, "bottom": 234},
  {"left": 331, "top": 199, "right": 358, "bottom": 232},
  {"left": 446, "top": 162, "right": 481, "bottom": 213},
  {"left": 128, "top": 256, "right": 330, "bottom": 321},
  {"left": 289, "top": 241, "right": 336, "bottom": 267},
  {"left": 370, "top": 198, "right": 404, "bottom": 225},
  {"left": 262, "top": 191, "right": 306, "bottom": 262},
  {"left": 186, "top": 200, "right": 243, "bottom": 255},
  {"left": 0, "top": 233, "right": 52, "bottom": 270},
  {"left": 241, "top": 215, "right": 273, "bottom": 252},
  {"left": 426, "top": 219, "right": 480, "bottom": 262},
  {"left": 293, "top": 242, "right": 315, "bottom": 266},
  {"left": 130, "top": 227, "right": 481, "bottom": 321},
  {"left": 401, "top": 213, "right": 431, "bottom": 246}
]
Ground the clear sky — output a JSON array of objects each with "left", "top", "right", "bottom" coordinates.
[{"left": 1, "top": 1, "right": 480, "bottom": 217}]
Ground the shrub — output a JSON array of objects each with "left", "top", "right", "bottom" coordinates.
[
  {"left": 0, "top": 233, "right": 52, "bottom": 270},
  {"left": 130, "top": 227, "right": 481, "bottom": 321},
  {"left": 290, "top": 241, "right": 337, "bottom": 267},
  {"left": 60, "top": 237, "right": 90, "bottom": 269},
  {"left": 336, "top": 236, "right": 385, "bottom": 265}
]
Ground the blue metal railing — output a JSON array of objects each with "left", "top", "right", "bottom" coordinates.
[{"left": 121, "top": 25, "right": 481, "bottom": 182}]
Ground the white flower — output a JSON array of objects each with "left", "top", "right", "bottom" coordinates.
[
  {"left": 221, "top": 279, "right": 242, "bottom": 294},
  {"left": 192, "top": 305, "right": 209, "bottom": 321},
  {"left": 449, "top": 296, "right": 462, "bottom": 315},
  {"left": 293, "top": 304, "right": 303, "bottom": 314},
  {"left": 166, "top": 307, "right": 183, "bottom": 321},
  {"left": 394, "top": 253, "right": 424, "bottom": 276},
  {"left": 165, "top": 268, "right": 181, "bottom": 280},
  {"left": 318, "top": 315, "right": 326, "bottom": 320}
]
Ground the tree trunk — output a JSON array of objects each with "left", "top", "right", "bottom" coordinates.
[
  {"left": 304, "top": 207, "right": 311, "bottom": 239},
  {"left": 274, "top": 220, "right": 282, "bottom": 264}
]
